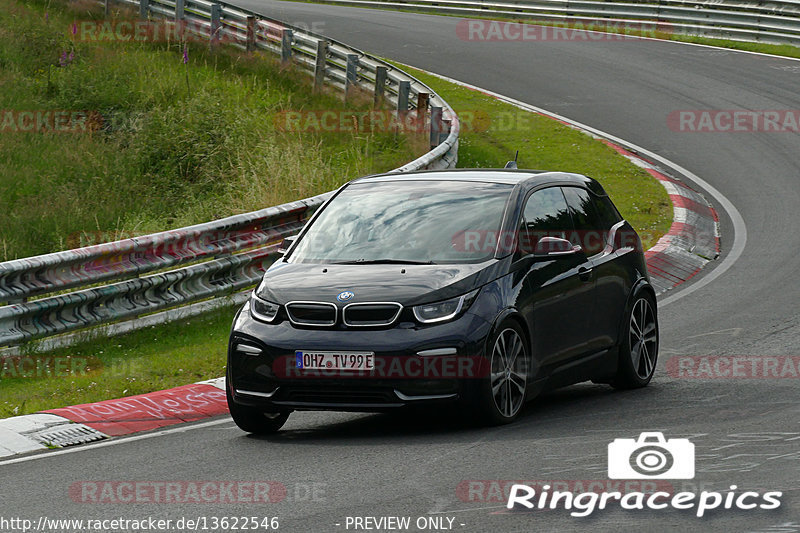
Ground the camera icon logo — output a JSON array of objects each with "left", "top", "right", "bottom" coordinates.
[{"left": 608, "top": 432, "right": 695, "bottom": 479}]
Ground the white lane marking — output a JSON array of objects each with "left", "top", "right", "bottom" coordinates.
[
  {"left": 395, "top": 67, "right": 747, "bottom": 308},
  {"left": 0, "top": 417, "right": 233, "bottom": 467}
]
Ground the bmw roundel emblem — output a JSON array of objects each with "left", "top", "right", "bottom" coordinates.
[{"left": 337, "top": 291, "right": 354, "bottom": 302}]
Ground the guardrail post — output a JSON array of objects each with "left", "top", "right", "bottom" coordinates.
[
  {"left": 139, "top": 0, "right": 148, "bottom": 19},
  {"left": 416, "top": 92, "right": 430, "bottom": 132},
  {"left": 313, "top": 41, "right": 328, "bottom": 92},
  {"left": 246, "top": 16, "right": 256, "bottom": 52},
  {"left": 281, "top": 29, "right": 293, "bottom": 63},
  {"left": 373, "top": 66, "right": 387, "bottom": 107},
  {"left": 210, "top": 4, "right": 222, "bottom": 46},
  {"left": 345, "top": 54, "right": 359, "bottom": 100},
  {"left": 430, "top": 106, "right": 443, "bottom": 149},
  {"left": 397, "top": 81, "right": 410, "bottom": 119},
  {"left": 174, "top": 0, "right": 184, "bottom": 21}
]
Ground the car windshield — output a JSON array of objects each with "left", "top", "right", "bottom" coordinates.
[{"left": 289, "top": 180, "right": 513, "bottom": 264}]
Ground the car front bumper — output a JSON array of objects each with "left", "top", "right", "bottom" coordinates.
[{"left": 227, "top": 301, "right": 493, "bottom": 412}]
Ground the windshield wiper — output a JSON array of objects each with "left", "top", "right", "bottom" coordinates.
[{"left": 331, "top": 258, "right": 435, "bottom": 265}]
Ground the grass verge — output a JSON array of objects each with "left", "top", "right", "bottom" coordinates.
[
  {"left": 1, "top": 305, "right": 238, "bottom": 416},
  {"left": 0, "top": 0, "right": 424, "bottom": 259}
]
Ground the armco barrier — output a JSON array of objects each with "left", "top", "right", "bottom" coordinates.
[
  {"left": 314, "top": 0, "right": 800, "bottom": 46},
  {"left": 0, "top": 193, "right": 329, "bottom": 347},
  {"left": 0, "top": 1, "right": 460, "bottom": 348}
]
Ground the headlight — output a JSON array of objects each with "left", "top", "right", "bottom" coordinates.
[
  {"left": 250, "top": 293, "right": 280, "bottom": 323},
  {"left": 413, "top": 288, "right": 480, "bottom": 324}
]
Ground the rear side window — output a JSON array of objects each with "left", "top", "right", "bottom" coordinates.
[{"left": 561, "top": 186, "right": 608, "bottom": 257}]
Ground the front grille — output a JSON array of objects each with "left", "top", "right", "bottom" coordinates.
[
  {"left": 343, "top": 303, "right": 403, "bottom": 327},
  {"left": 286, "top": 301, "right": 337, "bottom": 326}
]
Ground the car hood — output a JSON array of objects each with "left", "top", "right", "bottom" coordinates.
[{"left": 256, "top": 259, "right": 503, "bottom": 306}]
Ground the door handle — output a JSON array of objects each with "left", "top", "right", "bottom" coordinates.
[{"left": 578, "top": 266, "right": 593, "bottom": 281}]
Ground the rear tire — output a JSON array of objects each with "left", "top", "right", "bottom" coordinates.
[
  {"left": 611, "top": 291, "right": 659, "bottom": 389},
  {"left": 227, "top": 385, "right": 290, "bottom": 434},
  {"left": 473, "top": 320, "right": 529, "bottom": 425}
]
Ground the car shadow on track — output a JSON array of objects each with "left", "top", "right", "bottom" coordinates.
[{"left": 244, "top": 382, "right": 665, "bottom": 444}]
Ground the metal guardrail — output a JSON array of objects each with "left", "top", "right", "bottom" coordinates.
[
  {"left": 0, "top": 0, "right": 460, "bottom": 348},
  {"left": 317, "top": 0, "right": 800, "bottom": 46}
]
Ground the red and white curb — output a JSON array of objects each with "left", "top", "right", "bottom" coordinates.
[
  {"left": 0, "top": 73, "right": 722, "bottom": 460},
  {"left": 0, "top": 378, "right": 227, "bottom": 459},
  {"left": 598, "top": 141, "right": 720, "bottom": 295}
]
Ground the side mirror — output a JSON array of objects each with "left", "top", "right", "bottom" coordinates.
[
  {"left": 534, "top": 236, "right": 582, "bottom": 258},
  {"left": 278, "top": 235, "right": 296, "bottom": 254}
]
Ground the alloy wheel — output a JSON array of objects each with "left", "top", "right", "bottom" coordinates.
[
  {"left": 629, "top": 298, "right": 658, "bottom": 380},
  {"left": 490, "top": 328, "right": 527, "bottom": 418}
]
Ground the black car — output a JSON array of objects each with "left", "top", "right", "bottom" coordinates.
[{"left": 226, "top": 169, "right": 659, "bottom": 432}]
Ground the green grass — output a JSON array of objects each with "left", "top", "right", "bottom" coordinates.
[
  {"left": 0, "top": 0, "right": 425, "bottom": 259},
  {"left": 393, "top": 62, "right": 672, "bottom": 250},
  {"left": 1, "top": 305, "right": 237, "bottom": 416}
]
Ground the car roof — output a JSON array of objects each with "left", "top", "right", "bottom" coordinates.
[{"left": 352, "top": 168, "right": 596, "bottom": 188}]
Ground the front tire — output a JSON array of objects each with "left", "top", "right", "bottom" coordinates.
[
  {"left": 227, "top": 385, "right": 290, "bottom": 434},
  {"left": 611, "top": 292, "right": 659, "bottom": 389},
  {"left": 474, "top": 320, "right": 529, "bottom": 425}
]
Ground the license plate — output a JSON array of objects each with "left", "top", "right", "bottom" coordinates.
[{"left": 295, "top": 351, "right": 375, "bottom": 371}]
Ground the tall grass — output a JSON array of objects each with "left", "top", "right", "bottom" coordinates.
[{"left": 0, "top": 0, "right": 424, "bottom": 259}]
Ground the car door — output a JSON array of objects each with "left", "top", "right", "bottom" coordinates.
[
  {"left": 515, "top": 187, "right": 596, "bottom": 374},
  {"left": 561, "top": 185, "right": 626, "bottom": 353}
]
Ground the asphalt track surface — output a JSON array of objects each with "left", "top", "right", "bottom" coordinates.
[{"left": 2, "top": 4, "right": 799, "bottom": 532}]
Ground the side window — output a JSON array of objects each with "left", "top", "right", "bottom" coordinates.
[
  {"left": 519, "top": 187, "right": 573, "bottom": 254},
  {"left": 561, "top": 186, "right": 607, "bottom": 257}
]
